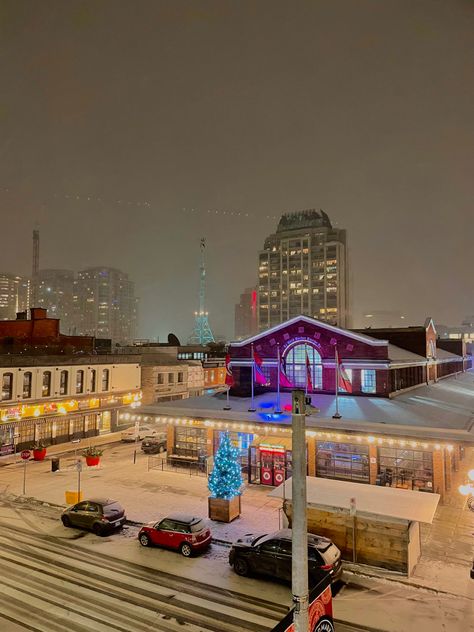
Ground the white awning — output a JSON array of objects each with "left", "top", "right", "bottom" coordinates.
[{"left": 268, "top": 476, "right": 440, "bottom": 524}]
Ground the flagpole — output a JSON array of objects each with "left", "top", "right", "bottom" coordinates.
[
  {"left": 333, "top": 344, "right": 342, "bottom": 419},
  {"left": 276, "top": 343, "right": 282, "bottom": 414},
  {"left": 248, "top": 343, "right": 256, "bottom": 412}
]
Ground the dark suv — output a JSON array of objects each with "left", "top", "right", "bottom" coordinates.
[
  {"left": 61, "top": 498, "right": 126, "bottom": 536},
  {"left": 141, "top": 433, "right": 167, "bottom": 454},
  {"left": 229, "top": 528, "right": 342, "bottom": 586}
]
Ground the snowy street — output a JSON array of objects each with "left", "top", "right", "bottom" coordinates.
[{"left": 0, "top": 440, "right": 472, "bottom": 631}]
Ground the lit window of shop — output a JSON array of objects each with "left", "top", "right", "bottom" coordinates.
[
  {"left": 1, "top": 373, "right": 13, "bottom": 401},
  {"left": 378, "top": 448, "right": 433, "bottom": 492},
  {"left": 76, "top": 370, "right": 84, "bottom": 394},
  {"left": 23, "top": 372, "right": 32, "bottom": 399},
  {"left": 102, "top": 369, "right": 110, "bottom": 391},
  {"left": 174, "top": 427, "right": 207, "bottom": 459},
  {"left": 60, "top": 370, "right": 69, "bottom": 395},
  {"left": 90, "top": 369, "right": 96, "bottom": 392},
  {"left": 316, "top": 442, "right": 369, "bottom": 483},
  {"left": 361, "top": 369, "right": 376, "bottom": 394},
  {"left": 213, "top": 431, "right": 254, "bottom": 464},
  {"left": 284, "top": 343, "right": 323, "bottom": 389},
  {"left": 42, "top": 371, "right": 52, "bottom": 397}
]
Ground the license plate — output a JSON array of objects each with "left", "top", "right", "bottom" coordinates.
[{"left": 111, "top": 519, "right": 122, "bottom": 526}]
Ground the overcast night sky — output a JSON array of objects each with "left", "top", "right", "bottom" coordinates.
[{"left": 0, "top": 1, "right": 472, "bottom": 341}]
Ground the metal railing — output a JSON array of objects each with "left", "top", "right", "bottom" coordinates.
[{"left": 148, "top": 456, "right": 209, "bottom": 477}]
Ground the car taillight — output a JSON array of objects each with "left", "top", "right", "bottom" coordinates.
[{"left": 320, "top": 564, "right": 333, "bottom": 571}]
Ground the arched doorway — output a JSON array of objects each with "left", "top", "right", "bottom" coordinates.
[{"left": 284, "top": 342, "right": 323, "bottom": 390}]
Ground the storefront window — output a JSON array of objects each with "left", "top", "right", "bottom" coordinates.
[
  {"left": 214, "top": 431, "right": 254, "bottom": 464},
  {"left": 378, "top": 447, "right": 433, "bottom": 492},
  {"left": 284, "top": 343, "right": 322, "bottom": 389},
  {"left": 317, "top": 442, "right": 369, "bottom": 483},
  {"left": 174, "top": 427, "right": 207, "bottom": 458}
]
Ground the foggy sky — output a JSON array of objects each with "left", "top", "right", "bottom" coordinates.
[{"left": 0, "top": 0, "right": 473, "bottom": 341}]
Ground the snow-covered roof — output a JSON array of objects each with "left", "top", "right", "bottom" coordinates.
[
  {"left": 230, "top": 315, "right": 388, "bottom": 347},
  {"left": 268, "top": 477, "right": 440, "bottom": 524},
  {"left": 435, "top": 348, "right": 463, "bottom": 360},
  {"left": 140, "top": 370, "right": 474, "bottom": 443},
  {"left": 387, "top": 344, "right": 426, "bottom": 363}
]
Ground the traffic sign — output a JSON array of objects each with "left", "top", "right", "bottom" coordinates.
[{"left": 20, "top": 450, "right": 31, "bottom": 460}]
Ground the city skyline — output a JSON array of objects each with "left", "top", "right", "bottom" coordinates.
[{"left": 0, "top": 1, "right": 472, "bottom": 341}]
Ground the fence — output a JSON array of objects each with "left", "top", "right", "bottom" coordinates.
[{"left": 148, "top": 456, "right": 210, "bottom": 477}]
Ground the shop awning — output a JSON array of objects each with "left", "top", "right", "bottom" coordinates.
[{"left": 268, "top": 476, "right": 440, "bottom": 524}]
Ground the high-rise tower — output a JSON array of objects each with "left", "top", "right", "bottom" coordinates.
[
  {"left": 257, "top": 209, "right": 349, "bottom": 330},
  {"left": 188, "top": 238, "right": 215, "bottom": 345}
]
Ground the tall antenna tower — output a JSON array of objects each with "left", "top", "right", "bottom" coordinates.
[
  {"left": 32, "top": 228, "right": 40, "bottom": 306},
  {"left": 188, "top": 238, "right": 215, "bottom": 345}
]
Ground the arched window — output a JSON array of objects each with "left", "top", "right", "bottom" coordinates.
[
  {"left": 90, "top": 369, "right": 96, "bottom": 392},
  {"left": 76, "top": 370, "right": 84, "bottom": 394},
  {"left": 42, "top": 371, "right": 52, "bottom": 397},
  {"left": 23, "top": 372, "right": 32, "bottom": 399},
  {"left": 284, "top": 343, "right": 323, "bottom": 390},
  {"left": 102, "top": 368, "right": 110, "bottom": 391},
  {"left": 2, "top": 373, "right": 13, "bottom": 401},
  {"left": 60, "top": 370, "right": 69, "bottom": 395}
]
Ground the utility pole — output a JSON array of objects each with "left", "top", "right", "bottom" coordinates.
[{"left": 291, "top": 389, "right": 309, "bottom": 632}]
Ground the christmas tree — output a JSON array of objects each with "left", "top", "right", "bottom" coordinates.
[{"left": 208, "top": 432, "right": 243, "bottom": 499}]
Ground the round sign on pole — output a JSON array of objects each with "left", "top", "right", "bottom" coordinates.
[{"left": 20, "top": 450, "right": 31, "bottom": 460}]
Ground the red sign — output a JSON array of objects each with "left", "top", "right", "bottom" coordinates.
[{"left": 20, "top": 450, "right": 31, "bottom": 460}]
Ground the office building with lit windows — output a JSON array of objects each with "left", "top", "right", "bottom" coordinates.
[
  {"left": 74, "top": 267, "right": 138, "bottom": 344},
  {"left": 257, "top": 209, "right": 349, "bottom": 331},
  {"left": 0, "top": 273, "right": 30, "bottom": 320},
  {"left": 37, "top": 269, "right": 75, "bottom": 334}
]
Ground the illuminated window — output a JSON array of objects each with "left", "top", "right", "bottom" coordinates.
[
  {"left": 102, "top": 369, "right": 110, "bottom": 391},
  {"left": 42, "top": 371, "right": 52, "bottom": 397},
  {"left": 23, "top": 372, "right": 32, "bottom": 399},
  {"left": 284, "top": 343, "right": 322, "bottom": 390},
  {"left": 361, "top": 369, "right": 376, "bottom": 393},
  {"left": 76, "top": 370, "right": 84, "bottom": 394},
  {"left": 60, "top": 370, "right": 69, "bottom": 395},
  {"left": 2, "top": 372, "right": 13, "bottom": 400}
]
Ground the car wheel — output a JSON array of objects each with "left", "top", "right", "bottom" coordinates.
[
  {"left": 233, "top": 557, "right": 249, "bottom": 576},
  {"left": 139, "top": 533, "right": 151, "bottom": 547},
  {"left": 180, "top": 542, "right": 192, "bottom": 557},
  {"left": 61, "top": 515, "right": 71, "bottom": 528},
  {"left": 92, "top": 523, "right": 105, "bottom": 537}
]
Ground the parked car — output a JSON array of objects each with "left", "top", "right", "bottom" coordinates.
[
  {"left": 61, "top": 498, "right": 126, "bottom": 536},
  {"left": 229, "top": 529, "right": 342, "bottom": 585},
  {"left": 121, "top": 425, "right": 158, "bottom": 442},
  {"left": 138, "top": 514, "right": 212, "bottom": 556},
  {"left": 141, "top": 433, "right": 167, "bottom": 454}
]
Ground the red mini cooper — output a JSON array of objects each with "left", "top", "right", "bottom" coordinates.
[{"left": 138, "top": 513, "right": 212, "bottom": 557}]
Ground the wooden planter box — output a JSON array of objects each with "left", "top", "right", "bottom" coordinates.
[{"left": 208, "top": 496, "right": 241, "bottom": 523}]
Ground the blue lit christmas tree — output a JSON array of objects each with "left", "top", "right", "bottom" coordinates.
[{"left": 208, "top": 432, "right": 243, "bottom": 499}]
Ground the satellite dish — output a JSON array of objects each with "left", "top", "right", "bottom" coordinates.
[{"left": 168, "top": 333, "right": 181, "bottom": 346}]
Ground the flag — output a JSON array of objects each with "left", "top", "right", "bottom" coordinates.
[
  {"left": 335, "top": 347, "right": 352, "bottom": 393},
  {"left": 253, "top": 349, "right": 268, "bottom": 386},
  {"left": 306, "top": 352, "right": 313, "bottom": 391},
  {"left": 279, "top": 362, "right": 293, "bottom": 387},
  {"left": 225, "top": 354, "right": 234, "bottom": 387}
]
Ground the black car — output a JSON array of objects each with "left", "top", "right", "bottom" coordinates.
[
  {"left": 141, "top": 433, "right": 167, "bottom": 454},
  {"left": 61, "top": 498, "right": 126, "bottom": 536},
  {"left": 229, "top": 528, "right": 342, "bottom": 585}
]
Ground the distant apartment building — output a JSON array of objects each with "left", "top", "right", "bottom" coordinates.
[
  {"left": 0, "top": 274, "right": 30, "bottom": 320},
  {"left": 74, "top": 267, "right": 138, "bottom": 345},
  {"left": 257, "top": 209, "right": 349, "bottom": 331},
  {"left": 37, "top": 269, "right": 75, "bottom": 334},
  {"left": 234, "top": 287, "right": 258, "bottom": 340}
]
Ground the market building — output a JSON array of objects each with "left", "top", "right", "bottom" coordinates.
[{"left": 126, "top": 316, "right": 473, "bottom": 501}]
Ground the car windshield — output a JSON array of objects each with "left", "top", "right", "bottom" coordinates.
[
  {"left": 190, "top": 520, "right": 206, "bottom": 533},
  {"left": 252, "top": 534, "right": 267, "bottom": 546}
]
